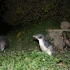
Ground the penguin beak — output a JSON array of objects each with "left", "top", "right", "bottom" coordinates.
[{"left": 33, "top": 35, "right": 38, "bottom": 39}]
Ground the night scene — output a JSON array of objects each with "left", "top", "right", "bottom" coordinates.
[{"left": 0, "top": 0, "right": 70, "bottom": 70}]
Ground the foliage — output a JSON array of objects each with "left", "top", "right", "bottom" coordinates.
[
  {"left": 42, "top": 0, "right": 57, "bottom": 12},
  {"left": 0, "top": 0, "right": 70, "bottom": 26},
  {"left": 0, "top": 50, "right": 69, "bottom": 70}
]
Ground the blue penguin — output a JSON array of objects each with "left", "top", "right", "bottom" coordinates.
[
  {"left": 33, "top": 34, "right": 55, "bottom": 56},
  {"left": 0, "top": 36, "right": 9, "bottom": 51},
  {"left": 62, "top": 31, "right": 70, "bottom": 49}
]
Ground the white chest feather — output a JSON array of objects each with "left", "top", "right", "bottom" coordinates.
[
  {"left": 39, "top": 40, "right": 52, "bottom": 56},
  {"left": 39, "top": 40, "right": 46, "bottom": 50}
]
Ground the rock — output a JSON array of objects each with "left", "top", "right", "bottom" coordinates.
[
  {"left": 47, "top": 30, "right": 65, "bottom": 51},
  {"left": 61, "top": 21, "right": 70, "bottom": 29}
]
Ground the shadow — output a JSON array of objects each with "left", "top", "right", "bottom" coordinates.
[{"left": 0, "top": 22, "right": 13, "bottom": 35}]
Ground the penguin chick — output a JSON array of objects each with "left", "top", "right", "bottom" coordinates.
[
  {"left": 0, "top": 36, "right": 9, "bottom": 51},
  {"left": 33, "top": 34, "right": 55, "bottom": 56},
  {"left": 62, "top": 31, "right": 70, "bottom": 49}
]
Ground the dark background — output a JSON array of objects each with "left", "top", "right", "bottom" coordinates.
[{"left": 0, "top": 0, "right": 70, "bottom": 34}]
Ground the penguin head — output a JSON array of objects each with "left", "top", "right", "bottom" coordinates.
[
  {"left": 62, "top": 31, "right": 67, "bottom": 37},
  {"left": 33, "top": 34, "right": 45, "bottom": 41}
]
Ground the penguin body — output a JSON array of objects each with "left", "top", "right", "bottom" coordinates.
[
  {"left": 0, "top": 36, "right": 9, "bottom": 51},
  {"left": 33, "top": 34, "right": 55, "bottom": 56},
  {"left": 62, "top": 31, "right": 70, "bottom": 49}
]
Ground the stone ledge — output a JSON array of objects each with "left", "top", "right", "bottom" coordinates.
[{"left": 46, "top": 29, "right": 70, "bottom": 31}]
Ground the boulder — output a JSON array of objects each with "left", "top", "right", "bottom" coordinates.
[{"left": 61, "top": 21, "right": 70, "bottom": 29}]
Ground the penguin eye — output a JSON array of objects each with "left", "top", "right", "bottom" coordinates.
[{"left": 39, "top": 36, "right": 42, "bottom": 39}]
